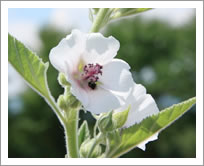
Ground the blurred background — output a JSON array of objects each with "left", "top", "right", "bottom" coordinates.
[{"left": 8, "top": 8, "right": 196, "bottom": 158}]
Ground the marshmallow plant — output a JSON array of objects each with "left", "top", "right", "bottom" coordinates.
[{"left": 8, "top": 8, "right": 196, "bottom": 158}]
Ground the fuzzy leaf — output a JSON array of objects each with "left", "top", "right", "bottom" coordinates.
[
  {"left": 108, "top": 97, "right": 196, "bottom": 157},
  {"left": 8, "top": 33, "right": 50, "bottom": 97},
  {"left": 8, "top": 34, "right": 64, "bottom": 124}
]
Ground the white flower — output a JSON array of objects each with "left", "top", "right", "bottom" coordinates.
[
  {"left": 115, "top": 83, "right": 159, "bottom": 150},
  {"left": 49, "top": 29, "right": 134, "bottom": 114}
]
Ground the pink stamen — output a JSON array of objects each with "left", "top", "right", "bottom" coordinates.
[{"left": 81, "top": 63, "right": 103, "bottom": 89}]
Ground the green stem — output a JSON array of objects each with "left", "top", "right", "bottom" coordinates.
[
  {"left": 64, "top": 109, "right": 79, "bottom": 158},
  {"left": 90, "top": 8, "right": 109, "bottom": 33},
  {"left": 46, "top": 95, "right": 66, "bottom": 125}
]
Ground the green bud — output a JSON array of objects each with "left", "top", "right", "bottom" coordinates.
[
  {"left": 112, "top": 106, "right": 130, "bottom": 129},
  {"left": 63, "top": 86, "right": 81, "bottom": 109},
  {"left": 57, "top": 95, "right": 67, "bottom": 110},
  {"left": 80, "top": 139, "right": 102, "bottom": 158},
  {"left": 97, "top": 106, "right": 130, "bottom": 133},
  {"left": 98, "top": 111, "right": 114, "bottom": 133},
  {"left": 57, "top": 89, "right": 81, "bottom": 111},
  {"left": 64, "top": 93, "right": 80, "bottom": 109},
  {"left": 58, "top": 73, "right": 70, "bottom": 87}
]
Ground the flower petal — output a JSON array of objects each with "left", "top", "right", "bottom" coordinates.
[
  {"left": 70, "top": 84, "right": 89, "bottom": 107},
  {"left": 124, "top": 94, "right": 159, "bottom": 128},
  {"left": 100, "top": 59, "right": 134, "bottom": 94},
  {"left": 85, "top": 87, "right": 124, "bottom": 114},
  {"left": 49, "top": 29, "right": 85, "bottom": 73},
  {"left": 84, "top": 33, "right": 120, "bottom": 64},
  {"left": 115, "top": 83, "right": 159, "bottom": 128}
]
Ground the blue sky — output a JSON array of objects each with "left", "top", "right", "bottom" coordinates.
[
  {"left": 8, "top": 8, "right": 53, "bottom": 25},
  {"left": 8, "top": 8, "right": 91, "bottom": 31}
]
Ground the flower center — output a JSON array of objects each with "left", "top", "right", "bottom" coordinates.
[{"left": 81, "top": 63, "right": 103, "bottom": 90}]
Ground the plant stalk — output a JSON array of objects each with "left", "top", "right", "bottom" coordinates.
[
  {"left": 64, "top": 109, "right": 79, "bottom": 158},
  {"left": 90, "top": 8, "right": 109, "bottom": 33}
]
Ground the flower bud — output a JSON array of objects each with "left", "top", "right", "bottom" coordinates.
[
  {"left": 57, "top": 89, "right": 81, "bottom": 111},
  {"left": 80, "top": 139, "right": 102, "bottom": 158},
  {"left": 58, "top": 72, "right": 70, "bottom": 87},
  {"left": 57, "top": 95, "right": 68, "bottom": 111},
  {"left": 112, "top": 106, "right": 130, "bottom": 129},
  {"left": 98, "top": 111, "right": 114, "bottom": 133},
  {"left": 64, "top": 92, "right": 81, "bottom": 109}
]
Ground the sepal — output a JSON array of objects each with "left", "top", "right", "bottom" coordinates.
[
  {"left": 98, "top": 111, "right": 114, "bottom": 133},
  {"left": 112, "top": 106, "right": 130, "bottom": 129},
  {"left": 78, "top": 121, "right": 90, "bottom": 148}
]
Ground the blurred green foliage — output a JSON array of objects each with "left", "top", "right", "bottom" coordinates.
[{"left": 8, "top": 14, "right": 196, "bottom": 158}]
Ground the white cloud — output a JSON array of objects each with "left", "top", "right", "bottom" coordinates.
[
  {"left": 8, "top": 21, "right": 42, "bottom": 97},
  {"left": 49, "top": 9, "right": 73, "bottom": 32},
  {"left": 140, "top": 8, "right": 195, "bottom": 26},
  {"left": 8, "top": 64, "right": 27, "bottom": 97},
  {"left": 8, "top": 21, "right": 42, "bottom": 52},
  {"left": 48, "top": 8, "right": 91, "bottom": 32}
]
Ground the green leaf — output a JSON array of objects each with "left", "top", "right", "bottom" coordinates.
[
  {"left": 78, "top": 121, "right": 90, "bottom": 148},
  {"left": 108, "top": 97, "right": 196, "bottom": 158},
  {"left": 8, "top": 34, "right": 64, "bottom": 124},
  {"left": 8, "top": 34, "right": 50, "bottom": 96}
]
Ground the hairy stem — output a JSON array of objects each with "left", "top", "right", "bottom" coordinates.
[
  {"left": 64, "top": 109, "right": 79, "bottom": 158},
  {"left": 46, "top": 95, "right": 66, "bottom": 125},
  {"left": 90, "top": 8, "right": 109, "bottom": 32}
]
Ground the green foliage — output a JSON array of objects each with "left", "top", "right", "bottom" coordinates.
[
  {"left": 8, "top": 34, "right": 64, "bottom": 124},
  {"left": 8, "top": 34, "right": 50, "bottom": 98},
  {"left": 78, "top": 121, "right": 90, "bottom": 148},
  {"left": 8, "top": 27, "right": 68, "bottom": 158},
  {"left": 108, "top": 97, "right": 196, "bottom": 157}
]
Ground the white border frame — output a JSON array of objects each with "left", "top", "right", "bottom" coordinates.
[{"left": 1, "top": 1, "right": 203, "bottom": 165}]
